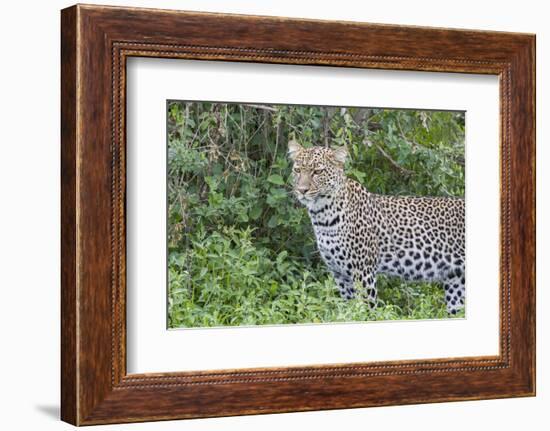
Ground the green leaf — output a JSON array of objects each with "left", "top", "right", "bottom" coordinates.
[
  {"left": 267, "top": 215, "right": 279, "bottom": 228},
  {"left": 267, "top": 174, "right": 285, "bottom": 185},
  {"left": 249, "top": 206, "right": 263, "bottom": 220},
  {"left": 276, "top": 250, "right": 288, "bottom": 263}
]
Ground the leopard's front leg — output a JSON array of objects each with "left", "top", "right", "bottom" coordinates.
[
  {"left": 355, "top": 264, "right": 378, "bottom": 308},
  {"left": 331, "top": 269, "right": 356, "bottom": 300}
]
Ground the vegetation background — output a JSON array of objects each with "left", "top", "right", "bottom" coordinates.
[{"left": 167, "top": 101, "right": 465, "bottom": 328}]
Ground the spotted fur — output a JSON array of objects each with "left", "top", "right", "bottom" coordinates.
[{"left": 288, "top": 142, "right": 465, "bottom": 314}]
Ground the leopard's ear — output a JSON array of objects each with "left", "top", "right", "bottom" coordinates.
[
  {"left": 333, "top": 146, "right": 348, "bottom": 165},
  {"left": 287, "top": 140, "right": 303, "bottom": 161}
]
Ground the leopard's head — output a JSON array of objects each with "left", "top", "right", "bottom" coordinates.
[{"left": 287, "top": 141, "right": 348, "bottom": 204}]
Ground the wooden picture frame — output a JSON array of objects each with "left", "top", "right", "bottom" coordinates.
[{"left": 61, "top": 4, "right": 535, "bottom": 425}]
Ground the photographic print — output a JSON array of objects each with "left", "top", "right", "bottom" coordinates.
[
  {"left": 167, "top": 101, "right": 465, "bottom": 328},
  {"left": 60, "top": 7, "right": 536, "bottom": 423}
]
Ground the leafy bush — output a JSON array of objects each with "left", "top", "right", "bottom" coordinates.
[{"left": 167, "top": 102, "right": 465, "bottom": 328}]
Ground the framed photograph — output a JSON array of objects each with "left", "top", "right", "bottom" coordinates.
[{"left": 61, "top": 4, "right": 535, "bottom": 425}]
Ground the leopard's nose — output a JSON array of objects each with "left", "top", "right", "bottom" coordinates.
[{"left": 296, "top": 185, "right": 309, "bottom": 194}]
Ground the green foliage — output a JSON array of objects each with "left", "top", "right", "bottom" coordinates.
[{"left": 167, "top": 102, "right": 465, "bottom": 328}]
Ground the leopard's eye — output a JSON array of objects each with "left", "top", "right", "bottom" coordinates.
[
  {"left": 313, "top": 169, "right": 324, "bottom": 175},
  {"left": 293, "top": 166, "right": 301, "bottom": 173}
]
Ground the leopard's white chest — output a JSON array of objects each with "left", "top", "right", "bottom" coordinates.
[{"left": 307, "top": 200, "right": 348, "bottom": 274}]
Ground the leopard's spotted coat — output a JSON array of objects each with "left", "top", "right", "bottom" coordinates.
[{"left": 288, "top": 142, "right": 465, "bottom": 314}]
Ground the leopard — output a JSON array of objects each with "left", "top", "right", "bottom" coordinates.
[{"left": 288, "top": 140, "right": 465, "bottom": 315}]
